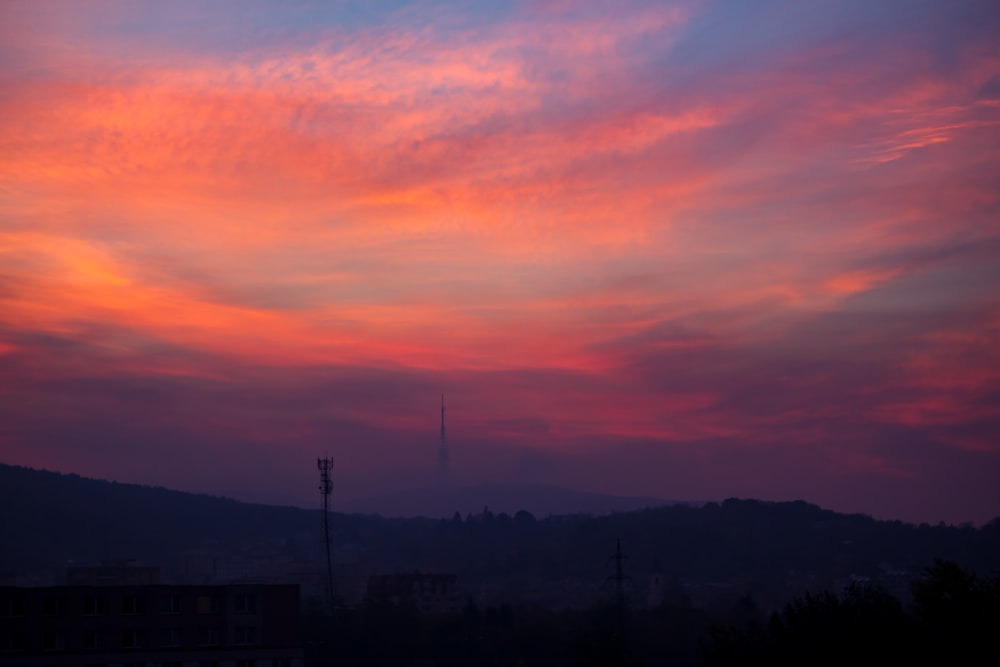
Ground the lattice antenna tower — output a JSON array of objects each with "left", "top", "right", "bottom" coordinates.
[{"left": 317, "top": 457, "right": 336, "bottom": 614}]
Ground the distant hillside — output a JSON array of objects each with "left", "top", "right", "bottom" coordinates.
[
  {"left": 2, "top": 462, "right": 998, "bottom": 610},
  {"left": 344, "top": 482, "right": 677, "bottom": 518},
  {"left": 0, "top": 463, "right": 321, "bottom": 572}
]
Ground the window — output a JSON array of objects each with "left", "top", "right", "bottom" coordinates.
[
  {"left": 43, "top": 597, "right": 67, "bottom": 617},
  {"left": 122, "top": 594, "right": 145, "bottom": 615},
  {"left": 235, "top": 593, "right": 257, "bottom": 614},
  {"left": 161, "top": 594, "right": 181, "bottom": 614},
  {"left": 1, "top": 632, "right": 27, "bottom": 651},
  {"left": 123, "top": 662, "right": 146, "bottom": 667},
  {"left": 196, "top": 595, "right": 218, "bottom": 614},
  {"left": 160, "top": 627, "right": 180, "bottom": 647},
  {"left": 234, "top": 625, "right": 257, "bottom": 646},
  {"left": 84, "top": 596, "right": 105, "bottom": 616},
  {"left": 2, "top": 597, "right": 25, "bottom": 617},
  {"left": 83, "top": 630, "right": 104, "bottom": 650},
  {"left": 42, "top": 631, "right": 67, "bottom": 651},
  {"left": 198, "top": 627, "right": 220, "bottom": 647},
  {"left": 121, "top": 629, "right": 139, "bottom": 649}
]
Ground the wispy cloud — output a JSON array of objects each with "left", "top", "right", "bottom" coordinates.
[{"left": 1, "top": 0, "right": 998, "bottom": 523}]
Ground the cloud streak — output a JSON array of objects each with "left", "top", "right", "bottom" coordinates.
[{"left": 1, "top": 0, "right": 998, "bottom": 523}]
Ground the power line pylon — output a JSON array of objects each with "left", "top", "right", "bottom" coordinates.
[
  {"left": 606, "top": 537, "right": 631, "bottom": 642},
  {"left": 610, "top": 538, "right": 629, "bottom": 612}
]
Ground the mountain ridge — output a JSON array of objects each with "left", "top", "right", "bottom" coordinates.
[{"left": 3, "top": 461, "right": 998, "bottom": 608}]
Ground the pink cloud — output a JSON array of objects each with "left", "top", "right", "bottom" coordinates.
[{"left": 0, "top": 0, "right": 998, "bottom": 523}]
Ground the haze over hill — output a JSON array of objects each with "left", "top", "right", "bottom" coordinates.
[{"left": 343, "top": 483, "right": 678, "bottom": 518}]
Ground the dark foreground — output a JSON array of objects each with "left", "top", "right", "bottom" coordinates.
[{"left": 304, "top": 560, "right": 1000, "bottom": 667}]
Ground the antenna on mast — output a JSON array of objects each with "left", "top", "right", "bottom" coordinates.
[{"left": 438, "top": 394, "right": 450, "bottom": 484}]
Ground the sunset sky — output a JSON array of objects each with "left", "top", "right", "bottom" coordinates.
[{"left": 1, "top": 0, "right": 998, "bottom": 524}]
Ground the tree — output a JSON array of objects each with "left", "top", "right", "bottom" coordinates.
[{"left": 910, "top": 559, "right": 1000, "bottom": 662}]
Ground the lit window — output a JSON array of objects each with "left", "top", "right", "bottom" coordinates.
[{"left": 196, "top": 595, "right": 218, "bottom": 614}]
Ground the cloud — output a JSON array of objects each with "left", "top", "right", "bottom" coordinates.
[{"left": 0, "top": 0, "right": 998, "bottom": 523}]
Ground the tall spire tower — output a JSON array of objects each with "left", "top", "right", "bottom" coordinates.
[{"left": 437, "top": 393, "right": 450, "bottom": 483}]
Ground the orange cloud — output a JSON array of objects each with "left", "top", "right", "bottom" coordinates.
[{"left": 2, "top": 0, "right": 999, "bottom": 522}]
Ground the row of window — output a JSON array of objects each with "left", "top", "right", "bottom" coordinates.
[
  {"left": 2, "top": 593, "right": 257, "bottom": 617},
  {"left": 1, "top": 626, "right": 258, "bottom": 651}
]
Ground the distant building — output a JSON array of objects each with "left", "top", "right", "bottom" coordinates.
[
  {"left": 0, "top": 582, "right": 303, "bottom": 667},
  {"left": 367, "top": 572, "right": 463, "bottom": 614},
  {"left": 66, "top": 560, "right": 160, "bottom": 587}
]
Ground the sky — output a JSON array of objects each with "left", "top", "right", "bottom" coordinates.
[{"left": 1, "top": 0, "right": 998, "bottom": 525}]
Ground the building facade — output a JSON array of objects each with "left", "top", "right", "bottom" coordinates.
[
  {"left": 366, "top": 572, "right": 463, "bottom": 614},
  {"left": 0, "top": 583, "right": 303, "bottom": 667}
]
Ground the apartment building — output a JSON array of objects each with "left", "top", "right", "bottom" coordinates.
[{"left": 0, "top": 582, "right": 303, "bottom": 667}]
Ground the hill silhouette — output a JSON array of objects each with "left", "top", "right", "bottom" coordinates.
[
  {"left": 2, "top": 462, "right": 998, "bottom": 612},
  {"left": 0, "top": 463, "right": 321, "bottom": 572}
]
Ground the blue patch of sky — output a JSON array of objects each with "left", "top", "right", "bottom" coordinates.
[
  {"left": 659, "top": 0, "right": 975, "bottom": 76},
  {"left": 69, "top": 1, "right": 519, "bottom": 56}
]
